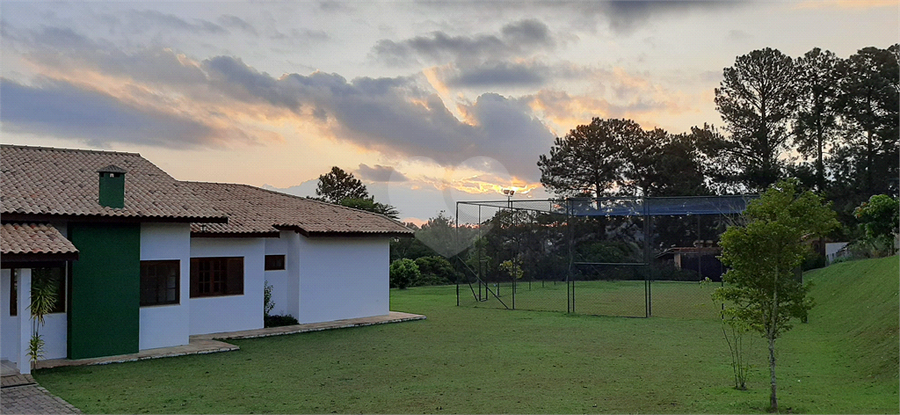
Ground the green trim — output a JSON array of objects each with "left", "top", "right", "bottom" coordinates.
[{"left": 68, "top": 223, "right": 140, "bottom": 359}]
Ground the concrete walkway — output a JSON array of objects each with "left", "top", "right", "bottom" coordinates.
[
  {"left": 1, "top": 374, "right": 81, "bottom": 414},
  {"left": 192, "top": 311, "right": 426, "bottom": 340},
  {"left": 36, "top": 339, "right": 239, "bottom": 370},
  {"left": 1, "top": 311, "right": 424, "bottom": 413}
]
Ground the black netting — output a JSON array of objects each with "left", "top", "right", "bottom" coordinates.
[{"left": 454, "top": 195, "right": 754, "bottom": 319}]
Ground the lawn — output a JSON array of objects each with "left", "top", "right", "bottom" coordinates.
[
  {"left": 460, "top": 279, "right": 722, "bottom": 319},
  {"left": 33, "top": 256, "right": 898, "bottom": 413}
]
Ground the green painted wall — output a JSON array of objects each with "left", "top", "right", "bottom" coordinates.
[{"left": 68, "top": 223, "right": 140, "bottom": 359}]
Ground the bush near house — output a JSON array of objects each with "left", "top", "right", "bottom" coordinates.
[
  {"left": 413, "top": 256, "right": 460, "bottom": 286},
  {"left": 389, "top": 258, "right": 420, "bottom": 289}
]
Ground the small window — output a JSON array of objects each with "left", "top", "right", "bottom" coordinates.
[
  {"left": 32, "top": 267, "right": 66, "bottom": 314},
  {"left": 265, "top": 255, "right": 286, "bottom": 271},
  {"left": 141, "top": 261, "right": 180, "bottom": 306},
  {"left": 190, "top": 257, "right": 244, "bottom": 298}
]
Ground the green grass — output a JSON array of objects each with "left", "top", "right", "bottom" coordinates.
[
  {"left": 461, "top": 279, "right": 724, "bottom": 319},
  {"left": 33, "top": 256, "right": 898, "bottom": 413}
]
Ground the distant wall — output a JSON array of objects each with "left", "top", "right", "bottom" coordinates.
[{"left": 297, "top": 237, "right": 390, "bottom": 324}]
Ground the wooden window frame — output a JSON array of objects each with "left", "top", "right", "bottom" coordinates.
[
  {"left": 190, "top": 257, "right": 244, "bottom": 298},
  {"left": 264, "top": 254, "right": 286, "bottom": 271},
  {"left": 140, "top": 260, "right": 180, "bottom": 306}
]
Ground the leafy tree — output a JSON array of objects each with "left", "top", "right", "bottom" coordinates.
[
  {"left": 414, "top": 211, "right": 477, "bottom": 258},
  {"left": 834, "top": 45, "right": 899, "bottom": 198},
  {"left": 714, "top": 179, "right": 838, "bottom": 412},
  {"left": 854, "top": 194, "right": 900, "bottom": 255},
  {"left": 714, "top": 48, "right": 798, "bottom": 191},
  {"left": 630, "top": 130, "right": 711, "bottom": 196},
  {"left": 464, "top": 237, "right": 494, "bottom": 280},
  {"left": 538, "top": 117, "right": 708, "bottom": 197},
  {"left": 499, "top": 258, "right": 524, "bottom": 280},
  {"left": 340, "top": 197, "right": 400, "bottom": 219},
  {"left": 390, "top": 222, "right": 439, "bottom": 261},
  {"left": 793, "top": 48, "right": 842, "bottom": 192},
  {"left": 389, "top": 258, "right": 420, "bottom": 289},
  {"left": 316, "top": 166, "right": 369, "bottom": 204},
  {"left": 414, "top": 256, "right": 460, "bottom": 286},
  {"left": 537, "top": 117, "right": 638, "bottom": 197}
]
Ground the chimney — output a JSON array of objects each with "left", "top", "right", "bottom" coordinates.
[{"left": 97, "top": 165, "right": 127, "bottom": 208}]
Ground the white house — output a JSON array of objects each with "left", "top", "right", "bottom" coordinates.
[{"left": 1, "top": 144, "right": 412, "bottom": 374}]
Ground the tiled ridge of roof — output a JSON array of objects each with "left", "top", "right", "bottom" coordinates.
[
  {"left": 185, "top": 181, "right": 413, "bottom": 236},
  {"left": 0, "top": 223, "right": 78, "bottom": 255},
  {"left": 1, "top": 144, "right": 227, "bottom": 220}
]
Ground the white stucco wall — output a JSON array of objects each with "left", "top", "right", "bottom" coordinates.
[
  {"left": 264, "top": 232, "right": 293, "bottom": 317},
  {"left": 41, "top": 313, "right": 67, "bottom": 359},
  {"left": 189, "top": 237, "right": 266, "bottom": 335},
  {"left": 296, "top": 236, "right": 390, "bottom": 324},
  {"left": 1, "top": 269, "right": 17, "bottom": 362},
  {"left": 139, "top": 223, "right": 192, "bottom": 350},
  {"left": 1, "top": 268, "right": 67, "bottom": 370}
]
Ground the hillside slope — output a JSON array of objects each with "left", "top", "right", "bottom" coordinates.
[{"left": 804, "top": 256, "right": 899, "bottom": 382}]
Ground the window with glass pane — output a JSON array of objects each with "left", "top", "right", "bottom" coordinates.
[{"left": 140, "top": 260, "right": 180, "bottom": 306}]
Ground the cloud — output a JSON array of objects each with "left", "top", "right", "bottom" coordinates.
[
  {"left": 501, "top": 18, "right": 554, "bottom": 47},
  {"left": 218, "top": 15, "right": 258, "bottom": 36},
  {"left": 371, "top": 18, "right": 555, "bottom": 66},
  {"left": 202, "top": 56, "right": 303, "bottom": 110},
  {"left": 445, "top": 61, "right": 549, "bottom": 87},
  {"left": 270, "top": 28, "right": 330, "bottom": 42},
  {"left": 597, "top": 0, "right": 752, "bottom": 34},
  {"left": 22, "top": 26, "right": 208, "bottom": 87},
  {"left": 0, "top": 78, "right": 230, "bottom": 148},
  {"left": 8, "top": 27, "right": 556, "bottom": 179},
  {"left": 126, "top": 9, "right": 228, "bottom": 35},
  {"left": 356, "top": 164, "right": 408, "bottom": 182}
]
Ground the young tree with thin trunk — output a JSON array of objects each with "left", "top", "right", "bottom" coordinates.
[{"left": 715, "top": 179, "right": 838, "bottom": 412}]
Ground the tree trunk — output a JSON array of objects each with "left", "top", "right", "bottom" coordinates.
[
  {"left": 769, "top": 266, "right": 779, "bottom": 412},
  {"left": 768, "top": 333, "right": 778, "bottom": 412}
]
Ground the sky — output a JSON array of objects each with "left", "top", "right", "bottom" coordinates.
[{"left": 1, "top": 0, "right": 897, "bottom": 225}]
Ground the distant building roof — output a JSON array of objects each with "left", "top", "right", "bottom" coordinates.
[
  {"left": 657, "top": 246, "right": 722, "bottom": 259},
  {"left": 185, "top": 182, "right": 414, "bottom": 237},
  {"left": 1, "top": 145, "right": 227, "bottom": 222},
  {"left": 1, "top": 223, "right": 78, "bottom": 261}
]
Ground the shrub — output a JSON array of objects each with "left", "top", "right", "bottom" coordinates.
[
  {"left": 390, "top": 258, "right": 421, "bottom": 289},
  {"left": 264, "top": 314, "right": 299, "bottom": 328},
  {"left": 414, "top": 256, "right": 459, "bottom": 286}
]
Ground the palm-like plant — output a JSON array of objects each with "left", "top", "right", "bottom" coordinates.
[{"left": 27, "top": 273, "right": 59, "bottom": 370}]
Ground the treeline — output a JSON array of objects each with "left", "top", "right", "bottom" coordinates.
[
  {"left": 538, "top": 45, "right": 898, "bottom": 233},
  {"left": 389, "top": 44, "right": 898, "bottom": 287}
]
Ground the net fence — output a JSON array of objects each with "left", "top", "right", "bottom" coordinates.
[{"left": 454, "top": 195, "right": 754, "bottom": 319}]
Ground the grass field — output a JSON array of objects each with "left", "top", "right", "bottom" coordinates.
[
  {"left": 460, "top": 279, "right": 722, "bottom": 319},
  {"left": 32, "top": 256, "right": 898, "bottom": 413}
]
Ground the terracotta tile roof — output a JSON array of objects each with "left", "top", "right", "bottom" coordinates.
[
  {"left": 1, "top": 145, "right": 227, "bottom": 221},
  {"left": 185, "top": 182, "right": 413, "bottom": 237},
  {"left": 1, "top": 223, "right": 78, "bottom": 256}
]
